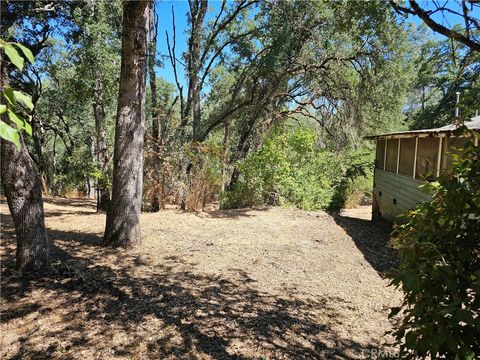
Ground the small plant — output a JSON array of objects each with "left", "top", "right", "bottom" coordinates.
[
  {"left": 388, "top": 129, "right": 480, "bottom": 359},
  {"left": 0, "top": 39, "right": 35, "bottom": 147}
]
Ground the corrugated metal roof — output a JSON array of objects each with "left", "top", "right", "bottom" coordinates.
[{"left": 364, "top": 116, "right": 480, "bottom": 140}]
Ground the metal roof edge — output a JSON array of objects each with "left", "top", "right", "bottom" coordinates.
[{"left": 363, "top": 116, "right": 480, "bottom": 140}]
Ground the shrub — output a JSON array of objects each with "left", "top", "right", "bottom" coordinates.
[
  {"left": 220, "top": 127, "right": 373, "bottom": 210},
  {"left": 143, "top": 139, "right": 223, "bottom": 210},
  {"left": 388, "top": 130, "right": 480, "bottom": 359}
]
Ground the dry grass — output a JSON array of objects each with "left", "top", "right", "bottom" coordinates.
[{"left": 1, "top": 198, "right": 400, "bottom": 359}]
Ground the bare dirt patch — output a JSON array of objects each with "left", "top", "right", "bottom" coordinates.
[{"left": 1, "top": 199, "right": 400, "bottom": 359}]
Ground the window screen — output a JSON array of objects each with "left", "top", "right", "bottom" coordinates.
[
  {"left": 441, "top": 136, "right": 468, "bottom": 170},
  {"left": 399, "top": 138, "right": 416, "bottom": 176},
  {"left": 385, "top": 138, "right": 399, "bottom": 173},
  {"left": 375, "top": 139, "right": 385, "bottom": 169},
  {"left": 416, "top": 137, "right": 440, "bottom": 178}
]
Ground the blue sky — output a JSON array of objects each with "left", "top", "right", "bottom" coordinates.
[{"left": 155, "top": 1, "right": 223, "bottom": 87}]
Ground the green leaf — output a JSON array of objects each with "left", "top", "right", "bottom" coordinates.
[
  {"left": 0, "top": 120, "right": 20, "bottom": 148},
  {"left": 7, "top": 110, "right": 31, "bottom": 135},
  {"left": 0, "top": 104, "right": 6, "bottom": 114},
  {"left": 7, "top": 109, "right": 24, "bottom": 129},
  {"left": 24, "top": 116, "right": 32, "bottom": 135},
  {"left": 3, "top": 86, "right": 16, "bottom": 106},
  {"left": 4, "top": 44, "right": 24, "bottom": 71},
  {"left": 14, "top": 43, "right": 34, "bottom": 64},
  {"left": 13, "top": 91, "right": 33, "bottom": 111}
]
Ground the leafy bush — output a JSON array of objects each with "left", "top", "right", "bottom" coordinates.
[
  {"left": 221, "top": 127, "right": 373, "bottom": 210},
  {"left": 388, "top": 130, "right": 480, "bottom": 359}
]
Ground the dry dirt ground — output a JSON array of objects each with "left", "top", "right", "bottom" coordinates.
[{"left": 1, "top": 198, "right": 401, "bottom": 359}]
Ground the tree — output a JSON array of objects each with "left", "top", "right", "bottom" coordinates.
[
  {"left": 148, "top": 0, "right": 161, "bottom": 212},
  {"left": 72, "top": 0, "right": 122, "bottom": 210},
  {"left": 391, "top": 0, "right": 480, "bottom": 52},
  {"left": 1, "top": 40, "right": 49, "bottom": 273},
  {"left": 186, "top": 0, "right": 207, "bottom": 142},
  {"left": 104, "top": 0, "right": 149, "bottom": 248},
  {"left": 203, "top": 0, "right": 413, "bottom": 189},
  {"left": 405, "top": 25, "right": 480, "bottom": 129},
  {"left": 0, "top": 1, "right": 73, "bottom": 273},
  {"left": 166, "top": 0, "right": 256, "bottom": 142},
  {"left": 2, "top": 1, "right": 80, "bottom": 195}
]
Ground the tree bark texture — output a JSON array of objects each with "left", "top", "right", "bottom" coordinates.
[
  {"left": 93, "top": 76, "right": 110, "bottom": 212},
  {"left": 187, "top": 0, "right": 207, "bottom": 142},
  {"left": 1, "top": 59, "right": 50, "bottom": 273},
  {"left": 148, "top": 0, "right": 161, "bottom": 212},
  {"left": 104, "top": 0, "right": 149, "bottom": 248}
]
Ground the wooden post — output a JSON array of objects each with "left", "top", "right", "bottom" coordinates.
[
  {"left": 396, "top": 138, "right": 401, "bottom": 174},
  {"left": 413, "top": 137, "right": 418, "bottom": 179},
  {"left": 436, "top": 137, "right": 442, "bottom": 178},
  {"left": 384, "top": 138, "right": 387, "bottom": 171}
]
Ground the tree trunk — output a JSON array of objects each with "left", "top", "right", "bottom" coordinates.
[
  {"left": 1, "top": 138, "right": 50, "bottom": 273},
  {"left": 104, "top": 0, "right": 149, "bottom": 248},
  {"left": 227, "top": 117, "right": 256, "bottom": 191},
  {"left": 148, "top": 0, "right": 161, "bottom": 212},
  {"left": 31, "top": 114, "right": 50, "bottom": 194},
  {"left": 188, "top": 0, "right": 207, "bottom": 142},
  {"left": 0, "top": 61, "right": 49, "bottom": 273},
  {"left": 220, "top": 120, "right": 229, "bottom": 192},
  {"left": 93, "top": 76, "right": 110, "bottom": 212}
]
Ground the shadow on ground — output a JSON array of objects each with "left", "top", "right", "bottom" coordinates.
[
  {"left": 332, "top": 214, "right": 398, "bottom": 273},
  {"left": 43, "top": 197, "right": 97, "bottom": 210},
  {"left": 193, "top": 207, "right": 270, "bottom": 220},
  {"left": 0, "top": 208, "right": 382, "bottom": 359}
]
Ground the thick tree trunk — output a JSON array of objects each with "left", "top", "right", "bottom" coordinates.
[
  {"left": 1, "top": 138, "right": 50, "bottom": 273},
  {"left": 104, "top": 0, "right": 149, "bottom": 248},
  {"left": 148, "top": 1, "right": 161, "bottom": 212},
  {"left": 93, "top": 76, "right": 110, "bottom": 212},
  {"left": 0, "top": 62, "right": 49, "bottom": 273}
]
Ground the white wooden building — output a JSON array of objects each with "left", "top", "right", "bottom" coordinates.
[{"left": 365, "top": 116, "right": 480, "bottom": 222}]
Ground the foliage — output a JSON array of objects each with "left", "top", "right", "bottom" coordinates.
[
  {"left": 328, "top": 149, "right": 374, "bottom": 211},
  {"left": 406, "top": 25, "right": 480, "bottom": 130},
  {"left": 388, "top": 130, "right": 480, "bottom": 359},
  {"left": 28, "top": 1, "right": 121, "bottom": 195},
  {"left": 55, "top": 144, "right": 97, "bottom": 196},
  {"left": 221, "top": 127, "right": 373, "bottom": 211},
  {"left": 0, "top": 39, "right": 34, "bottom": 148}
]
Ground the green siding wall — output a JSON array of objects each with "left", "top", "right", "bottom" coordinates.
[{"left": 373, "top": 169, "right": 431, "bottom": 223}]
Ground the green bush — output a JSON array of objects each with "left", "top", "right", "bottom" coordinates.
[
  {"left": 388, "top": 130, "right": 480, "bottom": 359},
  {"left": 220, "top": 127, "right": 373, "bottom": 210}
]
